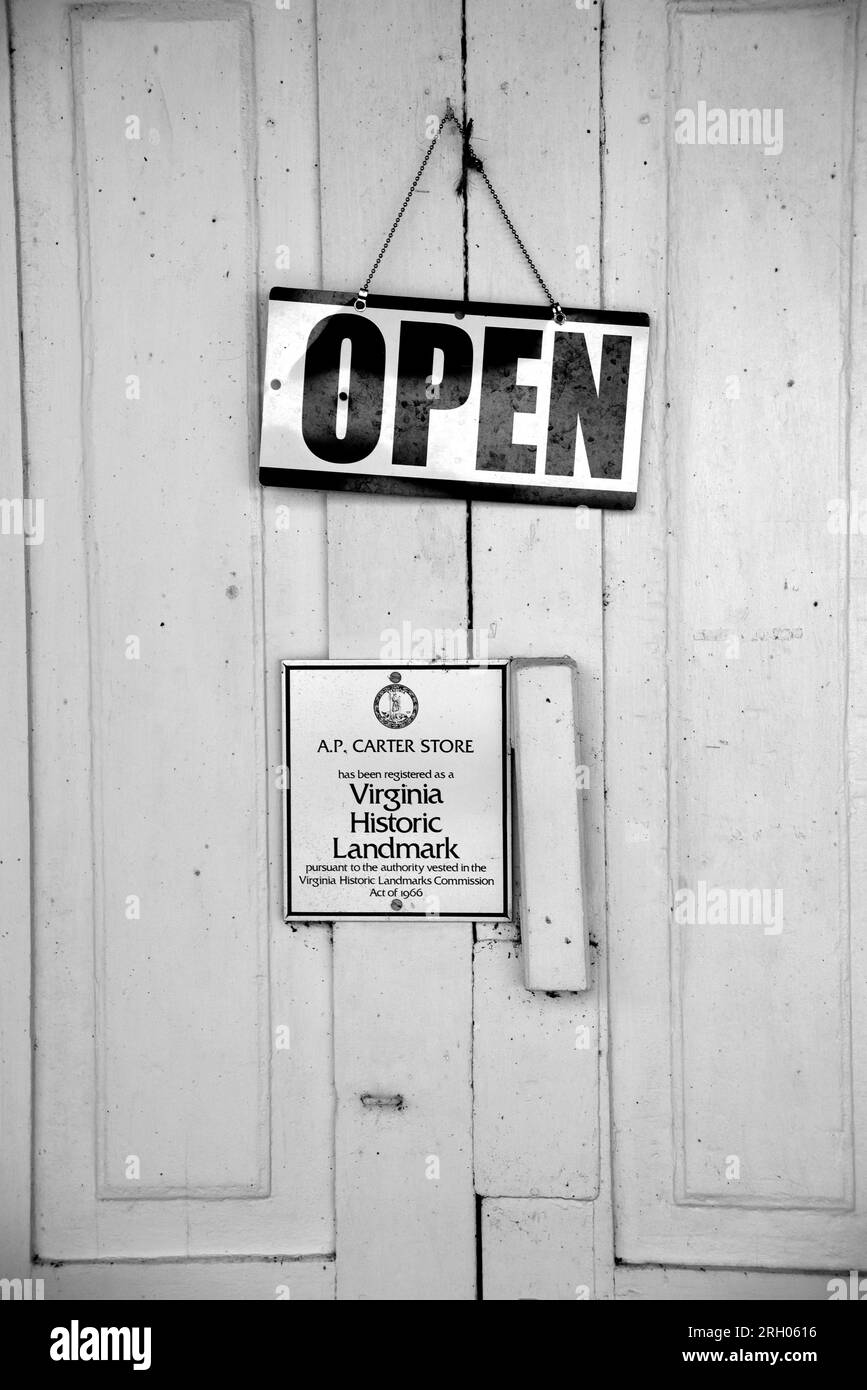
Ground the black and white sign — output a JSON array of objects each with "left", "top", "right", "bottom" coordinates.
[
  {"left": 260, "top": 289, "right": 649, "bottom": 507},
  {"left": 282, "top": 661, "right": 511, "bottom": 921}
]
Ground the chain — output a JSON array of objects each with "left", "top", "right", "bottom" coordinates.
[
  {"left": 475, "top": 164, "right": 561, "bottom": 317},
  {"left": 354, "top": 109, "right": 455, "bottom": 305},
  {"left": 354, "top": 105, "right": 564, "bottom": 322}
]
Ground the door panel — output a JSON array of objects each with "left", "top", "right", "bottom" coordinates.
[
  {"left": 17, "top": 0, "right": 332, "bottom": 1262},
  {"left": 605, "top": 0, "right": 867, "bottom": 1267},
  {"left": 75, "top": 2, "right": 268, "bottom": 1202}
]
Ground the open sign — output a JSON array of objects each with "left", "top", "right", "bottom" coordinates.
[{"left": 259, "top": 289, "right": 649, "bottom": 508}]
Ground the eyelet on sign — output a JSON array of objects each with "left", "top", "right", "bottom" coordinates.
[
  {"left": 270, "top": 378, "right": 282, "bottom": 390},
  {"left": 354, "top": 298, "right": 366, "bottom": 311}
]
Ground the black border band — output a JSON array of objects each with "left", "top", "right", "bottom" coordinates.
[
  {"left": 261, "top": 467, "right": 636, "bottom": 510},
  {"left": 268, "top": 284, "right": 650, "bottom": 328}
]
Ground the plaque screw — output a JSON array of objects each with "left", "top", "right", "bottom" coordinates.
[
  {"left": 390, "top": 671, "right": 402, "bottom": 683},
  {"left": 390, "top": 899, "right": 403, "bottom": 911}
]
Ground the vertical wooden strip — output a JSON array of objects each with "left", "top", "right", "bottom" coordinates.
[
  {"left": 466, "top": 0, "right": 610, "bottom": 1295},
  {"left": 255, "top": 0, "right": 336, "bottom": 1255},
  {"left": 315, "top": 0, "right": 475, "bottom": 1299},
  {"left": 327, "top": 496, "right": 474, "bottom": 1297},
  {"left": 601, "top": 0, "right": 673, "bottom": 1267},
  {"left": 16, "top": 0, "right": 115, "bottom": 1256},
  {"left": 333, "top": 926, "right": 473, "bottom": 1300},
  {"left": 512, "top": 661, "right": 588, "bottom": 991},
  {"left": 0, "top": 0, "right": 32, "bottom": 1281},
  {"left": 848, "top": 0, "right": 867, "bottom": 1241}
]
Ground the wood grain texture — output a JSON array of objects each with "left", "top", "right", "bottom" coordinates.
[
  {"left": 481, "top": 1197, "right": 595, "bottom": 1301},
  {"left": 604, "top": 0, "right": 867, "bottom": 1264},
  {"left": 473, "top": 942, "right": 597, "bottom": 1197},
  {"left": 0, "top": 0, "right": 32, "bottom": 1282}
]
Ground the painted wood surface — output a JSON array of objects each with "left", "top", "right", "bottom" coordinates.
[
  {"left": 41, "top": 1259, "right": 334, "bottom": 1301},
  {"left": 615, "top": 1266, "right": 851, "bottom": 1303},
  {"left": 7, "top": 0, "right": 864, "bottom": 1302},
  {"left": 481, "top": 1198, "right": 595, "bottom": 1301},
  {"left": 0, "top": 0, "right": 32, "bottom": 1284},
  {"left": 333, "top": 925, "right": 474, "bottom": 1299},
  {"left": 15, "top": 0, "right": 332, "bottom": 1259},
  {"left": 604, "top": 0, "right": 867, "bottom": 1265},
  {"left": 474, "top": 942, "right": 597, "bottom": 1197},
  {"left": 512, "top": 661, "right": 589, "bottom": 991},
  {"left": 317, "top": 0, "right": 476, "bottom": 1300},
  {"left": 465, "top": 0, "right": 612, "bottom": 1295},
  {"left": 74, "top": 1, "right": 268, "bottom": 1200}
]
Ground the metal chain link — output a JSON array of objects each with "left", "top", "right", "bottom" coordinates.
[
  {"left": 354, "top": 106, "right": 563, "bottom": 321},
  {"left": 354, "top": 110, "right": 455, "bottom": 306},
  {"left": 475, "top": 165, "right": 561, "bottom": 317}
]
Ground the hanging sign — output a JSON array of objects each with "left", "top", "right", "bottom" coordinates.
[
  {"left": 282, "top": 660, "right": 511, "bottom": 922},
  {"left": 260, "top": 289, "right": 649, "bottom": 508}
]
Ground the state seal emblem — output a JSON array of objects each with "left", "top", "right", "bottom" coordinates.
[{"left": 373, "top": 672, "right": 419, "bottom": 729}]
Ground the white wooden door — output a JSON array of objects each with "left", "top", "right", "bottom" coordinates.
[
  {"left": 3, "top": 0, "right": 610, "bottom": 1303},
  {"left": 4, "top": 0, "right": 863, "bottom": 1303},
  {"left": 605, "top": 0, "right": 867, "bottom": 1297}
]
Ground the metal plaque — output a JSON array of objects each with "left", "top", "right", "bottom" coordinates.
[
  {"left": 282, "top": 661, "right": 511, "bottom": 921},
  {"left": 260, "top": 289, "right": 649, "bottom": 508}
]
